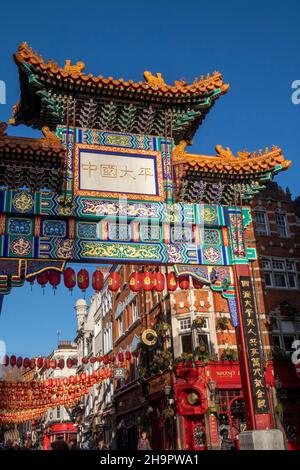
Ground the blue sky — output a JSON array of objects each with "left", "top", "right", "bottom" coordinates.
[{"left": 0, "top": 0, "right": 299, "bottom": 357}]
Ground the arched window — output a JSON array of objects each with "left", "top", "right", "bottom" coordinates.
[
  {"left": 275, "top": 210, "right": 288, "bottom": 238},
  {"left": 254, "top": 207, "right": 269, "bottom": 235}
]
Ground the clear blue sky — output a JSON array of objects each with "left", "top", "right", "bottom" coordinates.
[{"left": 0, "top": 0, "right": 299, "bottom": 357}]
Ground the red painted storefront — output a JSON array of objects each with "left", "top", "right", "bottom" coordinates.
[
  {"left": 174, "top": 360, "right": 300, "bottom": 450},
  {"left": 43, "top": 423, "right": 77, "bottom": 450}
]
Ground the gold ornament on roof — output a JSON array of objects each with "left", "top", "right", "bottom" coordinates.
[
  {"left": 64, "top": 59, "right": 85, "bottom": 74},
  {"left": 215, "top": 145, "right": 234, "bottom": 159},
  {"left": 0, "top": 121, "right": 7, "bottom": 136},
  {"left": 144, "top": 71, "right": 165, "bottom": 88},
  {"left": 42, "top": 127, "right": 61, "bottom": 146}
]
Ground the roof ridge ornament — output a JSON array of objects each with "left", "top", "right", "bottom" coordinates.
[
  {"left": 64, "top": 59, "right": 85, "bottom": 74},
  {"left": 41, "top": 126, "right": 62, "bottom": 147},
  {"left": 215, "top": 144, "right": 235, "bottom": 159},
  {"left": 143, "top": 71, "right": 166, "bottom": 88},
  {"left": 0, "top": 121, "right": 8, "bottom": 136}
]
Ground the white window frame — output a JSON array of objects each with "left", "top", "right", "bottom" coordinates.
[
  {"left": 254, "top": 208, "right": 269, "bottom": 236},
  {"left": 275, "top": 211, "right": 289, "bottom": 238},
  {"left": 261, "top": 257, "right": 298, "bottom": 290}
]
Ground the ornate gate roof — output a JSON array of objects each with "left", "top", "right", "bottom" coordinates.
[{"left": 11, "top": 42, "right": 229, "bottom": 143}]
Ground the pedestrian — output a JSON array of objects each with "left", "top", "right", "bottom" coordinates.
[
  {"left": 50, "top": 440, "right": 69, "bottom": 450},
  {"left": 137, "top": 431, "right": 151, "bottom": 450},
  {"left": 220, "top": 429, "right": 233, "bottom": 450}
]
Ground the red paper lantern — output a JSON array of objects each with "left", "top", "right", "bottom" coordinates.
[
  {"left": 82, "top": 357, "right": 89, "bottom": 365},
  {"left": 58, "top": 359, "right": 65, "bottom": 370},
  {"left": 118, "top": 352, "right": 124, "bottom": 363},
  {"left": 77, "top": 269, "right": 89, "bottom": 292},
  {"left": 192, "top": 278, "right": 203, "bottom": 289},
  {"left": 10, "top": 355, "right": 16, "bottom": 367},
  {"left": 66, "top": 358, "right": 74, "bottom": 369},
  {"left": 44, "top": 358, "right": 51, "bottom": 369},
  {"left": 63, "top": 267, "right": 76, "bottom": 291},
  {"left": 16, "top": 356, "right": 23, "bottom": 368},
  {"left": 69, "top": 375, "right": 74, "bottom": 385},
  {"left": 103, "top": 355, "right": 109, "bottom": 365},
  {"left": 3, "top": 355, "right": 9, "bottom": 366},
  {"left": 129, "top": 272, "right": 143, "bottom": 292},
  {"left": 37, "top": 271, "right": 49, "bottom": 288},
  {"left": 49, "top": 271, "right": 61, "bottom": 290},
  {"left": 109, "top": 355, "right": 115, "bottom": 363},
  {"left": 153, "top": 272, "right": 165, "bottom": 292},
  {"left": 108, "top": 272, "right": 121, "bottom": 292},
  {"left": 23, "top": 357, "right": 30, "bottom": 368},
  {"left": 133, "top": 350, "right": 140, "bottom": 358},
  {"left": 167, "top": 272, "right": 178, "bottom": 291},
  {"left": 90, "top": 357, "right": 97, "bottom": 364},
  {"left": 142, "top": 271, "right": 153, "bottom": 291},
  {"left": 179, "top": 275, "right": 190, "bottom": 290},
  {"left": 92, "top": 269, "right": 104, "bottom": 293},
  {"left": 37, "top": 357, "right": 44, "bottom": 369},
  {"left": 30, "top": 359, "right": 36, "bottom": 369},
  {"left": 125, "top": 351, "right": 131, "bottom": 361},
  {"left": 50, "top": 359, "right": 57, "bottom": 369},
  {"left": 26, "top": 276, "right": 35, "bottom": 287}
]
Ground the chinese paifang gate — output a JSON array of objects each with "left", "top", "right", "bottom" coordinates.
[{"left": 0, "top": 43, "right": 292, "bottom": 442}]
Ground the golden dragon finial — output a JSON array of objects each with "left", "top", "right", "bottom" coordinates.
[
  {"left": 42, "top": 127, "right": 62, "bottom": 146},
  {"left": 64, "top": 59, "right": 85, "bottom": 74},
  {"left": 144, "top": 71, "right": 166, "bottom": 88}
]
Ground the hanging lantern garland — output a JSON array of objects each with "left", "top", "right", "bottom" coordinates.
[{"left": 29, "top": 268, "right": 203, "bottom": 295}]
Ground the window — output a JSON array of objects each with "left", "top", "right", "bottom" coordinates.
[
  {"left": 272, "top": 317, "right": 300, "bottom": 354},
  {"left": 118, "top": 317, "right": 123, "bottom": 337},
  {"left": 261, "top": 258, "right": 298, "bottom": 290},
  {"left": 178, "top": 317, "right": 192, "bottom": 354},
  {"left": 255, "top": 209, "right": 269, "bottom": 235},
  {"left": 131, "top": 299, "right": 138, "bottom": 323},
  {"left": 274, "top": 273, "right": 287, "bottom": 288},
  {"left": 181, "top": 334, "right": 193, "bottom": 353},
  {"left": 275, "top": 212, "right": 288, "bottom": 238},
  {"left": 56, "top": 407, "right": 60, "bottom": 419},
  {"left": 179, "top": 318, "right": 192, "bottom": 331}
]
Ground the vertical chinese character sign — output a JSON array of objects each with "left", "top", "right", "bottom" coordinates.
[{"left": 239, "top": 276, "right": 269, "bottom": 414}]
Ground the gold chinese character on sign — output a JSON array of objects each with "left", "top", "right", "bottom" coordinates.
[
  {"left": 257, "top": 399, "right": 266, "bottom": 409},
  {"left": 243, "top": 291, "right": 251, "bottom": 299},
  {"left": 255, "top": 389, "right": 264, "bottom": 399},
  {"left": 250, "top": 348, "right": 259, "bottom": 357},
  {"left": 253, "top": 368, "right": 262, "bottom": 377},
  {"left": 139, "top": 167, "right": 153, "bottom": 181},
  {"left": 249, "top": 338, "right": 258, "bottom": 346},
  {"left": 241, "top": 280, "right": 250, "bottom": 288},
  {"left": 82, "top": 161, "right": 97, "bottom": 177},
  {"left": 120, "top": 166, "right": 136, "bottom": 180},
  {"left": 254, "top": 379, "right": 263, "bottom": 388},
  {"left": 100, "top": 164, "right": 117, "bottom": 178}
]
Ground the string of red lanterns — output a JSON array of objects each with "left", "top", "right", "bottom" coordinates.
[
  {"left": 2, "top": 350, "right": 140, "bottom": 370},
  {"left": 0, "top": 368, "right": 113, "bottom": 423},
  {"left": 29, "top": 268, "right": 205, "bottom": 295}
]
